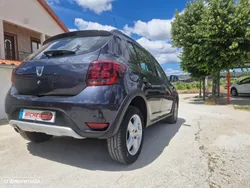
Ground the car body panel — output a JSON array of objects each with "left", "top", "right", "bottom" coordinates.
[{"left": 231, "top": 77, "right": 250, "bottom": 94}]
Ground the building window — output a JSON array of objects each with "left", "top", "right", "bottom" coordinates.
[
  {"left": 31, "top": 38, "right": 41, "bottom": 53},
  {"left": 4, "top": 34, "right": 17, "bottom": 60}
]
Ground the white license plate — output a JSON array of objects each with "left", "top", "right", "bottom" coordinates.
[{"left": 19, "top": 109, "right": 56, "bottom": 123}]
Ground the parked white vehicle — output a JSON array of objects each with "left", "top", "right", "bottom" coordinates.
[{"left": 231, "top": 77, "right": 250, "bottom": 96}]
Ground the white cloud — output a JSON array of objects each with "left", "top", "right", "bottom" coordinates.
[
  {"left": 136, "top": 37, "right": 180, "bottom": 64},
  {"left": 74, "top": 18, "right": 116, "bottom": 31},
  {"left": 123, "top": 11, "right": 184, "bottom": 63},
  {"left": 72, "top": 13, "right": 183, "bottom": 64},
  {"left": 124, "top": 19, "right": 173, "bottom": 41},
  {"left": 137, "top": 37, "right": 176, "bottom": 54},
  {"left": 69, "top": 28, "right": 78, "bottom": 32},
  {"left": 75, "top": 0, "right": 113, "bottom": 14}
]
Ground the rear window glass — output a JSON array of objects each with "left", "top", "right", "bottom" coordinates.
[{"left": 27, "top": 36, "right": 110, "bottom": 60}]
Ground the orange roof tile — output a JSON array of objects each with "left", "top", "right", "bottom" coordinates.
[{"left": 0, "top": 59, "right": 22, "bottom": 66}]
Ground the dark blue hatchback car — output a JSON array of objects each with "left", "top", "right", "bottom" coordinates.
[{"left": 5, "top": 30, "right": 179, "bottom": 164}]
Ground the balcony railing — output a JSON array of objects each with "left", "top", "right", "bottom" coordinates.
[
  {"left": 18, "top": 51, "right": 31, "bottom": 61},
  {"left": 4, "top": 50, "right": 31, "bottom": 61}
]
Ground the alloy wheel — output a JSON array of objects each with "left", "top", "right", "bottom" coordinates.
[{"left": 126, "top": 114, "right": 143, "bottom": 156}]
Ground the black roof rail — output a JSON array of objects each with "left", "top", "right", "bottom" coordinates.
[
  {"left": 111, "top": 29, "right": 125, "bottom": 35},
  {"left": 111, "top": 29, "right": 143, "bottom": 47},
  {"left": 111, "top": 29, "right": 133, "bottom": 40}
]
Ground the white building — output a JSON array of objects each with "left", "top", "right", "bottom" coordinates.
[{"left": 0, "top": 0, "right": 68, "bottom": 119}]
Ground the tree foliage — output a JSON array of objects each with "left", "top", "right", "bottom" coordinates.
[
  {"left": 172, "top": 0, "right": 208, "bottom": 78},
  {"left": 171, "top": 0, "right": 250, "bottom": 99},
  {"left": 172, "top": 0, "right": 250, "bottom": 74}
]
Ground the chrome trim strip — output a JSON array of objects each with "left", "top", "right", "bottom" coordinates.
[{"left": 9, "top": 120, "right": 84, "bottom": 139}]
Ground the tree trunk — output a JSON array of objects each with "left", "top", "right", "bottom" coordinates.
[
  {"left": 212, "top": 76, "right": 216, "bottom": 101},
  {"left": 205, "top": 76, "right": 209, "bottom": 92},
  {"left": 199, "top": 79, "right": 202, "bottom": 98},
  {"left": 202, "top": 77, "right": 206, "bottom": 101},
  {"left": 217, "top": 71, "right": 220, "bottom": 97}
]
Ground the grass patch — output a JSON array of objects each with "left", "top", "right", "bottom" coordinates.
[
  {"left": 234, "top": 105, "right": 250, "bottom": 111},
  {"left": 173, "top": 81, "right": 200, "bottom": 90},
  {"left": 177, "top": 88, "right": 200, "bottom": 94}
]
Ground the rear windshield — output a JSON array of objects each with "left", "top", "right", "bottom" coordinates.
[{"left": 27, "top": 36, "right": 110, "bottom": 60}]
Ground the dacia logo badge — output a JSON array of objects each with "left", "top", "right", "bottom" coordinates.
[{"left": 36, "top": 66, "right": 44, "bottom": 77}]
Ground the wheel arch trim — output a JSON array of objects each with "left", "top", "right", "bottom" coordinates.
[{"left": 106, "top": 90, "right": 150, "bottom": 137}]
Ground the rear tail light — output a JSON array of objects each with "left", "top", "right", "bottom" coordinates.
[
  {"left": 86, "top": 60, "right": 126, "bottom": 86},
  {"left": 86, "top": 122, "right": 109, "bottom": 130}
]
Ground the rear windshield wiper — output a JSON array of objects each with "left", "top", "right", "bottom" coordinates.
[{"left": 44, "top": 50, "right": 75, "bottom": 58}]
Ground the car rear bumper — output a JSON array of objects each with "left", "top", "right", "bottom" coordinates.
[
  {"left": 5, "top": 85, "right": 128, "bottom": 139},
  {"left": 10, "top": 120, "right": 84, "bottom": 139}
]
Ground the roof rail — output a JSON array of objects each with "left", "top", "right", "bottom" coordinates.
[
  {"left": 111, "top": 29, "right": 124, "bottom": 35},
  {"left": 111, "top": 29, "right": 132, "bottom": 39},
  {"left": 110, "top": 29, "right": 142, "bottom": 46}
]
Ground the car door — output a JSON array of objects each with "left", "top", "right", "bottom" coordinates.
[
  {"left": 238, "top": 78, "right": 250, "bottom": 93},
  {"left": 152, "top": 57, "right": 174, "bottom": 116},
  {"left": 246, "top": 79, "right": 250, "bottom": 93},
  {"left": 133, "top": 45, "right": 163, "bottom": 120}
]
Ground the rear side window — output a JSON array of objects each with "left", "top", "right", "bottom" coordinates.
[
  {"left": 127, "top": 42, "right": 139, "bottom": 65},
  {"left": 114, "top": 36, "right": 122, "bottom": 56},
  {"left": 241, "top": 78, "right": 250, "bottom": 84},
  {"left": 151, "top": 56, "right": 168, "bottom": 80},
  {"left": 134, "top": 46, "right": 157, "bottom": 75},
  {"left": 28, "top": 36, "right": 110, "bottom": 60}
]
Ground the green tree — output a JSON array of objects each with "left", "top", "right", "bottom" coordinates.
[
  {"left": 171, "top": 0, "right": 250, "bottom": 100},
  {"left": 172, "top": 0, "right": 208, "bottom": 99}
]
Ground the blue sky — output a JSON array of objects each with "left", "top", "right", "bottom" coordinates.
[{"left": 47, "top": 0, "right": 188, "bottom": 75}]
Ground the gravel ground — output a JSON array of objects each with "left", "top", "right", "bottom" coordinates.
[{"left": 0, "top": 94, "right": 250, "bottom": 188}]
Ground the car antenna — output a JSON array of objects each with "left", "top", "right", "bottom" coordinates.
[{"left": 113, "top": 17, "right": 118, "bottom": 28}]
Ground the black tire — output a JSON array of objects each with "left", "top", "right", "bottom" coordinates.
[
  {"left": 107, "top": 106, "right": 144, "bottom": 164},
  {"left": 19, "top": 130, "right": 53, "bottom": 143},
  {"left": 163, "top": 100, "right": 178, "bottom": 124},
  {"left": 231, "top": 88, "right": 238, "bottom": 96}
]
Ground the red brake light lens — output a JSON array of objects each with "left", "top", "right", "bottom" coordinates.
[
  {"left": 86, "top": 60, "right": 126, "bottom": 86},
  {"left": 86, "top": 122, "right": 109, "bottom": 130}
]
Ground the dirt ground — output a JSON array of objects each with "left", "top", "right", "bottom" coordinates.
[{"left": 0, "top": 94, "right": 250, "bottom": 188}]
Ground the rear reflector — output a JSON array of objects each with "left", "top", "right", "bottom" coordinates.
[
  {"left": 86, "top": 122, "right": 109, "bottom": 130},
  {"left": 86, "top": 60, "right": 126, "bottom": 86}
]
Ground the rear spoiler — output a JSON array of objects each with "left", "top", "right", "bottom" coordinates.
[{"left": 44, "top": 30, "right": 113, "bottom": 45}]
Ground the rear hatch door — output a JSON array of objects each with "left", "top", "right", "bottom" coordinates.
[{"left": 13, "top": 31, "right": 112, "bottom": 96}]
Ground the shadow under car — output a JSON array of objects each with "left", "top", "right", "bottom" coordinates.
[{"left": 26, "top": 118, "right": 185, "bottom": 171}]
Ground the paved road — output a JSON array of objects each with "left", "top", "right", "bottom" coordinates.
[
  {"left": 229, "top": 95, "right": 250, "bottom": 105},
  {"left": 0, "top": 95, "right": 250, "bottom": 188}
]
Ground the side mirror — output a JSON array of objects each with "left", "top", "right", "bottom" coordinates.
[{"left": 237, "top": 82, "right": 241, "bottom": 85}]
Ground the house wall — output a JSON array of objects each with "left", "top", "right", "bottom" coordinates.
[
  {"left": 0, "top": 67, "right": 12, "bottom": 119},
  {"left": 4, "top": 22, "right": 41, "bottom": 56},
  {"left": 0, "top": 0, "right": 64, "bottom": 36}
]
